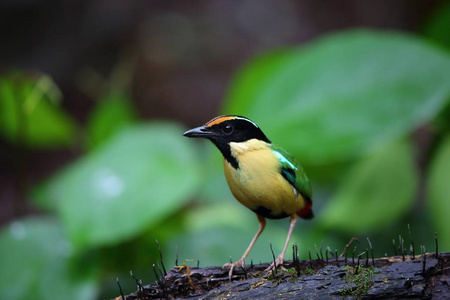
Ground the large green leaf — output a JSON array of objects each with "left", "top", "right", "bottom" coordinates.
[
  {"left": 0, "top": 72, "right": 77, "bottom": 148},
  {"left": 318, "top": 140, "right": 418, "bottom": 233},
  {"left": 85, "top": 91, "right": 137, "bottom": 151},
  {"left": 34, "top": 123, "right": 201, "bottom": 250},
  {"left": 0, "top": 217, "right": 98, "bottom": 300},
  {"left": 427, "top": 136, "right": 450, "bottom": 250},
  {"left": 224, "top": 30, "right": 450, "bottom": 164}
]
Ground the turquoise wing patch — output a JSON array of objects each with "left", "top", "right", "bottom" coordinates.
[
  {"left": 271, "top": 145, "right": 312, "bottom": 203},
  {"left": 274, "top": 151, "right": 297, "bottom": 184}
]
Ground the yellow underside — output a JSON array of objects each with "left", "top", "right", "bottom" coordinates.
[{"left": 223, "top": 139, "right": 306, "bottom": 217}]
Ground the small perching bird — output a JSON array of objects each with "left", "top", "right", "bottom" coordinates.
[{"left": 183, "top": 115, "right": 313, "bottom": 278}]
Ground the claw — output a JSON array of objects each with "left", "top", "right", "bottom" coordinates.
[
  {"left": 265, "top": 254, "right": 286, "bottom": 273},
  {"left": 223, "top": 258, "right": 245, "bottom": 280}
]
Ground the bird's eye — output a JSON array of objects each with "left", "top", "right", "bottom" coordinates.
[{"left": 222, "top": 124, "right": 233, "bottom": 134}]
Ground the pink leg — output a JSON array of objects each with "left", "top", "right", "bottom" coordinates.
[
  {"left": 223, "top": 214, "right": 266, "bottom": 279},
  {"left": 266, "top": 214, "right": 298, "bottom": 272}
]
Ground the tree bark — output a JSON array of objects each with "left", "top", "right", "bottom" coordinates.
[{"left": 116, "top": 252, "right": 449, "bottom": 299}]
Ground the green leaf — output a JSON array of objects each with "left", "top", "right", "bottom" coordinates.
[
  {"left": 0, "top": 72, "right": 77, "bottom": 148},
  {"left": 85, "top": 92, "right": 137, "bottom": 151},
  {"left": 319, "top": 140, "right": 418, "bottom": 233},
  {"left": 427, "top": 136, "right": 450, "bottom": 250},
  {"left": 224, "top": 30, "right": 450, "bottom": 164},
  {"left": 34, "top": 123, "right": 201, "bottom": 250},
  {"left": 0, "top": 217, "right": 98, "bottom": 300}
]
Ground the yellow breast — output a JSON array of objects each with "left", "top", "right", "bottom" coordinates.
[{"left": 223, "top": 139, "right": 305, "bottom": 219}]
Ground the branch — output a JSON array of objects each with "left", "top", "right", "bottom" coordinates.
[{"left": 115, "top": 252, "right": 449, "bottom": 299}]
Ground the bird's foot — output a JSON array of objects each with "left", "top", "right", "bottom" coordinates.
[
  {"left": 265, "top": 253, "right": 286, "bottom": 273},
  {"left": 223, "top": 257, "right": 246, "bottom": 280}
]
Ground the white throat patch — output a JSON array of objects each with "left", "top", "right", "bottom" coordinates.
[{"left": 229, "top": 139, "right": 269, "bottom": 157}]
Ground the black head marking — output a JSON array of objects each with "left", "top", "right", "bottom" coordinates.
[
  {"left": 207, "top": 116, "right": 270, "bottom": 144},
  {"left": 183, "top": 115, "right": 271, "bottom": 169}
]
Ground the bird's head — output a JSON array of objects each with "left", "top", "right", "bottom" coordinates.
[
  {"left": 183, "top": 115, "right": 271, "bottom": 168},
  {"left": 183, "top": 115, "right": 270, "bottom": 144}
]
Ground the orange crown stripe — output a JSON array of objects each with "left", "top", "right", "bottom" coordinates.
[{"left": 205, "top": 115, "right": 238, "bottom": 127}]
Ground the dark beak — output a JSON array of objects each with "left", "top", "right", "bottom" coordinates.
[{"left": 183, "top": 125, "right": 214, "bottom": 138}]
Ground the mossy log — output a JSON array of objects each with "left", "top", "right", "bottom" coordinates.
[{"left": 115, "top": 252, "right": 449, "bottom": 299}]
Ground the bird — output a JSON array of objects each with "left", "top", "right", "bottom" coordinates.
[{"left": 183, "top": 115, "right": 313, "bottom": 278}]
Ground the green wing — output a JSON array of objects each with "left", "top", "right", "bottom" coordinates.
[{"left": 270, "top": 144, "right": 312, "bottom": 203}]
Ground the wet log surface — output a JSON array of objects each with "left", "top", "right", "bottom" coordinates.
[{"left": 116, "top": 252, "right": 449, "bottom": 299}]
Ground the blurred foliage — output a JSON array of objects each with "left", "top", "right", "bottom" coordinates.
[
  {"left": 0, "top": 218, "right": 98, "bottom": 299},
  {"left": 427, "top": 136, "right": 450, "bottom": 250},
  {"left": 423, "top": 1, "right": 450, "bottom": 49},
  {"left": 35, "top": 123, "right": 201, "bottom": 251},
  {"left": 0, "top": 72, "right": 77, "bottom": 148},
  {"left": 224, "top": 30, "right": 450, "bottom": 165},
  {"left": 84, "top": 92, "right": 138, "bottom": 151},
  {"left": 1, "top": 23, "right": 450, "bottom": 300},
  {"left": 319, "top": 139, "right": 418, "bottom": 233}
]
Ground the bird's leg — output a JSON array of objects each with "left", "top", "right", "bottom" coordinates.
[
  {"left": 266, "top": 214, "right": 298, "bottom": 272},
  {"left": 223, "top": 214, "right": 266, "bottom": 279}
]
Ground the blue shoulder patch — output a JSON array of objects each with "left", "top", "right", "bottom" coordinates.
[{"left": 273, "top": 151, "right": 297, "bottom": 170}]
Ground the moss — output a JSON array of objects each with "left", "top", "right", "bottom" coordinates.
[
  {"left": 266, "top": 266, "right": 318, "bottom": 284},
  {"left": 301, "top": 268, "right": 315, "bottom": 276},
  {"left": 341, "top": 265, "right": 378, "bottom": 298}
]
